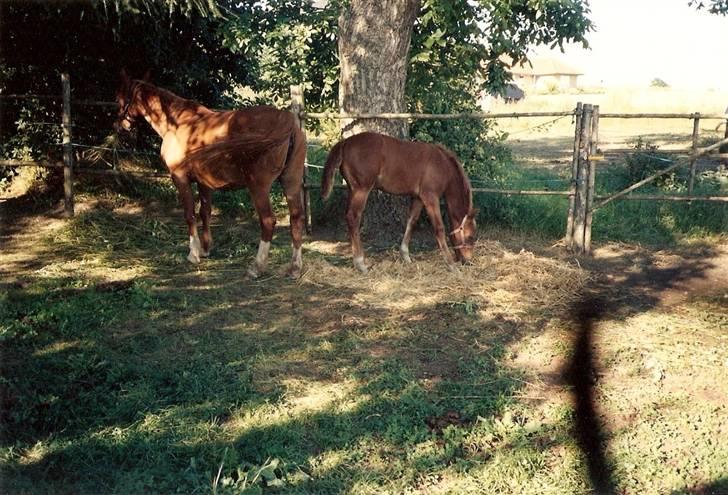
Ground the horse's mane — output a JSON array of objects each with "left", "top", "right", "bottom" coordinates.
[
  {"left": 435, "top": 144, "right": 473, "bottom": 212},
  {"left": 133, "top": 80, "right": 206, "bottom": 116}
]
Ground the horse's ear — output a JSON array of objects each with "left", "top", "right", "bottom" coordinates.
[
  {"left": 141, "top": 69, "right": 151, "bottom": 82},
  {"left": 120, "top": 68, "right": 130, "bottom": 84},
  {"left": 469, "top": 207, "right": 480, "bottom": 218}
]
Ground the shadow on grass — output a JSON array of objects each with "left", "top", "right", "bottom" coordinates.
[{"left": 566, "top": 245, "right": 721, "bottom": 494}]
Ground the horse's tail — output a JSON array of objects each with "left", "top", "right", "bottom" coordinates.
[
  {"left": 180, "top": 131, "right": 291, "bottom": 170},
  {"left": 321, "top": 139, "right": 344, "bottom": 201},
  {"left": 283, "top": 111, "right": 304, "bottom": 174}
]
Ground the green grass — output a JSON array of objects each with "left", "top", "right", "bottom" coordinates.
[
  {"left": 0, "top": 273, "right": 546, "bottom": 494},
  {"left": 469, "top": 163, "right": 727, "bottom": 245}
]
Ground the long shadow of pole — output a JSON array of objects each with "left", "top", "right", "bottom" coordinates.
[{"left": 566, "top": 295, "right": 616, "bottom": 494}]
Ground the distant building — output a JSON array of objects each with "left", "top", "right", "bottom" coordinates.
[{"left": 510, "top": 57, "right": 583, "bottom": 90}]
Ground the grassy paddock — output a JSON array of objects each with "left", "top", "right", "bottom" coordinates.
[{"left": 1, "top": 182, "right": 727, "bottom": 493}]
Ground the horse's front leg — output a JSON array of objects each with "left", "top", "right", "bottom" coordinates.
[
  {"left": 172, "top": 174, "right": 202, "bottom": 264},
  {"left": 400, "top": 197, "right": 423, "bottom": 263},
  {"left": 248, "top": 188, "right": 276, "bottom": 278},
  {"left": 199, "top": 185, "right": 213, "bottom": 257},
  {"left": 421, "top": 193, "right": 457, "bottom": 271}
]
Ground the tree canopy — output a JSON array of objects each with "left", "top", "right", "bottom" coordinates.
[{"left": 1, "top": 0, "right": 594, "bottom": 163}]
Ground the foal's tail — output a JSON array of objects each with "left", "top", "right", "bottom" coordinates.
[{"left": 321, "top": 140, "right": 344, "bottom": 201}]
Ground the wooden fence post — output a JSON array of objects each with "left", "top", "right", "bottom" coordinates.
[
  {"left": 62, "top": 73, "right": 74, "bottom": 217},
  {"left": 688, "top": 113, "right": 700, "bottom": 195},
  {"left": 584, "top": 105, "right": 599, "bottom": 254},
  {"left": 572, "top": 104, "right": 593, "bottom": 255},
  {"left": 566, "top": 102, "right": 583, "bottom": 247},
  {"left": 721, "top": 115, "right": 728, "bottom": 172},
  {"left": 290, "top": 85, "right": 311, "bottom": 234}
]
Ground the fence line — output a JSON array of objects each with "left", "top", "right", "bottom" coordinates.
[{"left": 3, "top": 77, "right": 728, "bottom": 255}]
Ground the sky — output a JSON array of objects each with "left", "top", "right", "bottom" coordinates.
[{"left": 533, "top": 0, "right": 728, "bottom": 90}]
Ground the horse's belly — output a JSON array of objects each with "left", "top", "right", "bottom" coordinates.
[
  {"left": 195, "top": 165, "right": 248, "bottom": 190},
  {"left": 375, "top": 174, "right": 418, "bottom": 196}
]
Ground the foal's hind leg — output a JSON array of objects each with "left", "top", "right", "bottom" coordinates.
[
  {"left": 199, "top": 185, "right": 213, "bottom": 257},
  {"left": 421, "top": 193, "right": 457, "bottom": 271},
  {"left": 400, "top": 197, "right": 423, "bottom": 263},
  {"left": 346, "top": 187, "right": 371, "bottom": 273},
  {"left": 248, "top": 187, "right": 276, "bottom": 278}
]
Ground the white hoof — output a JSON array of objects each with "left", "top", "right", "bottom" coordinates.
[
  {"left": 286, "top": 264, "right": 302, "bottom": 279},
  {"left": 188, "top": 235, "right": 202, "bottom": 264},
  {"left": 400, "top": 249, "right": 412, "bottom": 264},
  {"left": 353, "top": 256, "right": 368, "bottom": 274},
  {"left": 247, "top": 264, "right": 261, "bottom": 279}
]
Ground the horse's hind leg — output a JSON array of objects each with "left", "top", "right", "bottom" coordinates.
[
  {"left": 346, "top": 187, "right": 371, "bottom": 273},
  {"left": 199, "top": 185, "right": 213, "bottom": 257},
  {"left": 400, "top": 197, "right": 423, "bottom": 263},
  {"left": 248, "top": 187, "right": 276, "bottom": 278},
  {"left": 280, "top": 174, "right": 304, "bottom": 278},
  {"left": 421, "top": 193, "right": 457, "bottom": 271},
  {"left": 172, "top": 174, "right": 202, "bottom": 264}
]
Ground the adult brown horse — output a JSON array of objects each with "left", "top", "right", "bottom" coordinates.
[
  {"left": 114, "top": 71, "right": 306, "bottom": 278},
  {"left": 321, "top": 132, "right": 477, "bottom": 273}
]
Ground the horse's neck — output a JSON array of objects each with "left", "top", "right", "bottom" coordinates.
[{"left": 137, "top": 85, "right": 207, "bottom": 137}]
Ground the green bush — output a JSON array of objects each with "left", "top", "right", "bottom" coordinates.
[{"left": 625, "top": 138, "right": 683, "bottom": 192}]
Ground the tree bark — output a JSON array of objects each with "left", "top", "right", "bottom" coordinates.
[{"left": 338, "top": 0, "right": 420, "bottom": 245}]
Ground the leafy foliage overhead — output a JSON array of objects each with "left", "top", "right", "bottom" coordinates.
[{"left": 689, "top": 0, "right": 728, "bottom": 14}]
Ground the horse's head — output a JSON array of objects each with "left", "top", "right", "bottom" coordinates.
[
  {"left": 451, "top": 208, "right": 478, "bottom": 263},
  {"left": 113, "top": 69, "right": 148, "bottom": 133}
]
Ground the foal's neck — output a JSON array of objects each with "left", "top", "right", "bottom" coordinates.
[{"left": 445, "top": 174, "right": 471, "bottom": 224}]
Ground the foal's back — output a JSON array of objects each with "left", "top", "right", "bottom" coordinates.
[{"left": 341, "top": 132, "right": 454, "bottom": 195}]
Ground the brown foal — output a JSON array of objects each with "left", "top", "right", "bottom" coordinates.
[
  {"left": 321, "top": 132, "right": 477, "bottom": 273},
  {"left": 114, "top": 71, "right": 306, "bottom": 278}
]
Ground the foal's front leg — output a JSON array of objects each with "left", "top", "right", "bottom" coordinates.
[{"left": 421, "top": 194, "right": 457, "bottom": 271}]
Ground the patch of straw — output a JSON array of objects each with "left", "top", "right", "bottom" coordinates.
[{"left": 300, "top": 239, "right": 590, "bottom": 319}]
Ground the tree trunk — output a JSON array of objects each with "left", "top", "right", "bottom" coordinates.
[{"left": 338, "top": 0, "right": 420, "bottom": 245}]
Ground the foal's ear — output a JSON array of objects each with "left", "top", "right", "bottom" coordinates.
[
  {"left": 120, "top": 68, "right": 130, "bottom": 84},
  {"left": 141, "top": 69, "right": 152, "bottom": 82}
]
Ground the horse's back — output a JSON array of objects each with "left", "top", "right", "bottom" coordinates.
[
  {"left": 226, "top": 106, "right": 295, "bottom": 136},
  {"left": 341, "top": 132, "right": 452, "bottom": 195}
]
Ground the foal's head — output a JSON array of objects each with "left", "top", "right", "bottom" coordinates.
[
  {"left": 113, "top": 69, "right": 149, "bottom": 132},
  {"left": 451, "top": 208, "right": 478, "bottom": 263}
]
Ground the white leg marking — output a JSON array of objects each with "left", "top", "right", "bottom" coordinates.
[
  {"left": 247, "top": 240, "right": 271, "bottom": 278},
  {"left": 400, "top": 242, "right": 412, "bottom": 263},
  {"left": 353, "top": 255, "right": 368, "bottom": 274},
  {"left": 287, "top": 246, "right": 303, "bottom": 278},
  {"left": 187, "top": 235, "right": 201, "bottom": 264}
]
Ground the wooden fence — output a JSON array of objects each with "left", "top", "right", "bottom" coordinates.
[{"left": 2, "top": 78, "right": 728, "bottom": 255}]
